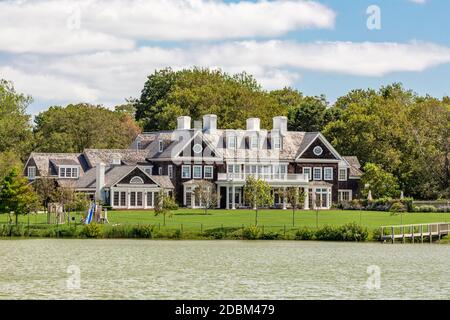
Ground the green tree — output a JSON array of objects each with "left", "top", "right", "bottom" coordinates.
[
  {"left": 0, "top": 167, "right": 39, "bottom": 225},
  {"left": 193, "top": 180, "right": 218, "bottom": 215},
  {"left": 360, "top": 163, "right": 400, "bottom": 199},
  {"left": 154, "top": 190, "right": 178, "bottom": 226},
  {"left": 135, "top": 68, "right": 285, "bottom": 131},
  {"left": 0, "top": 79, "right": 33, "bottom": 160},
  {"left": 243, "top": 176, "right": 272, "bottom": 226},
  {"left": 33, "top": 103, "right": 141, "bottom": 153},
  {"left": 0, "top": 151, "right": 22, "bottom": 180},
  {"left": 286, "top": 187, "right": 305, "bottom": 227}
]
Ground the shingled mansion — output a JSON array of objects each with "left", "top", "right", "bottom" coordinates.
[{"left": 24, "top": 115, "right": 362, "bottom": 210}]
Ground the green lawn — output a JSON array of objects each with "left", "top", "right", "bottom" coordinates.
[{"left": 2, "top": 209, "right": 449, "bottom": 232}]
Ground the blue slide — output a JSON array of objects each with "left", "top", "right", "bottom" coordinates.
[{"left": 85, "top": 203, "right": 96, "bottom": 224}]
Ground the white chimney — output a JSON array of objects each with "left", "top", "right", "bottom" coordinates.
[
  {"left": 246, "top": 118, "right": 260, "bottom": 131},
  {"left": 203, "top": 114, "right": 217, "bottom": 133},
  {"left": 95, "top": 162, "right": 106, "bottom": 203},
  {"left": 177, "top": 116, "right": 191, "bottom": 130},
  {"left": 273, "top": 116, "right": 287, "bottom": 134}
]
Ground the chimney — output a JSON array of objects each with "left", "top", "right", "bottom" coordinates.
[
  {"left": 95, "top": 162, "right": 106, "bottom": 203},
  {"left": 273, "top": 116, "right": 287, "bottom": 134},
  {"left": 177, "top": 116, "right": 191, "bottom": 130},
  {"left": 203, "top": 114, "right": 217, "bottom": 133},
  {"left": 246, "top": 118, "right": 260, "bottom": 131}
]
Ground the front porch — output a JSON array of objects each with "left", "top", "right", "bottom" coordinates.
[{"left": 110, "top": 186, "right": 160, "bottom": 209}]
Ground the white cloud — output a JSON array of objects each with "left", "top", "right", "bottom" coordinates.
[
  {"left": 0, "top": 0, "right": 335, "bottom": 54},
  {"left": 5, "top": 40, "right": 450, "bottom": 106}
]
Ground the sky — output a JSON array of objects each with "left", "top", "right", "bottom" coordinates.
[{"left": 1, "top": 0, "right": 449, "bottom": 115}]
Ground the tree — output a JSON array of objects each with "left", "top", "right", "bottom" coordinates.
[
  {"left": 360, "top": 163, "right": 400, "bottom": 199},
  {"left": 154, "top": 190, "right": 178, "bottom": 226},
  {"left": 243, "top": 176, "right": 272, "bottom": 226},
  {"left": 286, "top": 187, "right": 305, "bottom": 227},
  {"left": 193, "top": 180, "right": 218, "bottom": 215},
  {"left": 135, "top": 68, "right": 286, "bottom": 131},
  {"left": 51, "top": 181, "right": 77, "bottom": 224},
  {"left": 0, "top": 151, "right": 22, "bottom": 180},
  {"left": 0, "top": 79, "right": 33, "bottom": 160},
  {"left": 0, "top": 167, "right": 39, "bottom": 225},
  {"left": 33, "top": 103, "right": 141, "bottom": 153}
]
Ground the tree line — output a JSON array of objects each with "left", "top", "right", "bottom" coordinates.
[{"left": 1, "top": 67, "right": 449, "bottom": 201}]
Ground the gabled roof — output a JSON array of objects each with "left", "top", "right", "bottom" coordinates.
[
  {"left": 343, "top": 156, "right": 363, "bottom": 177},
  {"left": 295, "top": 132, "right": 342, "bottom": 161},
  {"left": 27, "top": 152, "right": 88, "bottom": 176}
]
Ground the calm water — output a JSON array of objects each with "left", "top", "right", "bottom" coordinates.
[{"left": 0, "top": 239, "right": 449, "bottom": 300}]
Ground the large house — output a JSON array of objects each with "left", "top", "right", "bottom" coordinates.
[{"left": 24, "top": 115, "right": 362, "bottom": 210}]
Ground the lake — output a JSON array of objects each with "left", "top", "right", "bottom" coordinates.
[{"left": 0, "top": 239, "right": 449, "bottom": 300}]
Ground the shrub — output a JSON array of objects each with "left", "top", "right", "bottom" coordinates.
[
  {"left": 389, "top": 202, "right": 407, "bottom": 213},
  {"left": 241, "top": 226, "right": 260, "bottom": 240},
  {"left": 80, "top": 223, "right": 102, "bottom": 238},
  {"left": 259, "top": 231, "right": 281, "bottom": 240},
  {"left": 415, "top": 205, "right": 437, "bottom": 213},
  {"left": 370, "top": 228, "right": 383, "bottom": 241},
  {"left": 339, "top": 223, "right": 368, "bottom": 241},
  {"left": 294, "top": 227, "right": 315, "bottom": 240},
  {"left": 131, "top": 224, "right": 154, "bottom": 238},
  {"left": 171, "top": 229, "right": 182, "bottom": 239},
  {"left": 315, "top": 225, "right": 342, "bottom": 241}
]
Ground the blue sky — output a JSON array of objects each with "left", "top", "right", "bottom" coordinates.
[{"left": 0, "top": 0, "right": 449, "bottom": 115}]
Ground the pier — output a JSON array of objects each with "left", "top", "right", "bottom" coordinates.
[{"left": 380, "top": 223, "right": 450, "bottom": 244}]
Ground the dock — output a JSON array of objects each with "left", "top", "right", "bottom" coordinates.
[{"left": 380, "top": 223, "right": 450, "bottom": 244}]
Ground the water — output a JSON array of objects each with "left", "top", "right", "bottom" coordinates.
[{"left": 0, "top": 239, "right": 449, "bottom": 300}]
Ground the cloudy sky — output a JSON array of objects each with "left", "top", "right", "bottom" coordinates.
[{"left": 1, "top": 0, "right": 449, "bottom": 115}]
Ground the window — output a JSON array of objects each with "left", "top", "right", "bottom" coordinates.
[
  {"left": 147, "top": 192, "right": 153, "bottom": 207},
  {"left": 130, "top": 192, "right": 136, "bottom": 206},
  {"left": 338, "top": 190, "right": 352, "bottom": 202},
  {"left": 158, "top": 167, "right": 163, "bottom": 175},
  {"left": 250, "top": 136, "right": 258, "bottom": 149},
  {"left": 130, "top": 176, "right": 144, "bottom": 184},
  {"left": 339, "top": 168, "right": 347, "bottom": 181},
  {"left": 159, "top": 140, "right": 163, "bottom": 152},
  {"left": 111, "top": 156, "right": 121, "bottom": 165},
  {"left": 228, "top": 136, "right": 237, "bottom": 149},
  {"left": 168, "top": 165, "right": 173, "bottom": 178},
  {"left": 137, "top": 192, "right": 143, "bottom": 206},
  {"left": 143, "top": 166, "right": 153, "bottom": 176},
  {"left": 113, "top": 192, "right": 120, "bottom": 206},
  {"left": 120, "top": 192, "right": 126, "bottom": 206},
  {"left": 313, "top": 167, "right": 322, "bottom": 180},
  {"left": 27, "top": 166, "right": 36, "bottom": 179},
  {"left": 204, "top": 166, "right": 213, "bottom": 179},
  {"left": 227, "top": 164, "right": 241, "bottom": 173},
  {"left": 182, "top": 165, "right": 191, "bottom": 178},
  {"left": 193, "top": 165, "right": 202, "bottom": 179},
  {"left": 324, "top": 167, "right": 333, "bottom": 181},
  {"left": 303, "top": 167, "right": 311, "bottom": 180},
  {"left": 193, "top": 144, "right": 203, "bottom": 154},
  {"left": 313, "top": 146, "right": 323, "bottom": 156},
  {"left": 273, "top": 137, "right": 281, "bottom": 150},
  {"left": 59, "top": 166, "right": 78, "bottom": 178},
  {"left": 136, "top": 141, "right": 141, "bottom": 150}
]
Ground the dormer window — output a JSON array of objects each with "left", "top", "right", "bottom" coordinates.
[
  {"left": 59, "top": 166, "right": 79, "bottom": 178},
  {"left": 250, "top": 136, "right": 258, "bottom": 149},
  {"left": 27, "top": 166, "right": 36, "bottom": 180},
  {"left": 228, "top": 136, "right": 237, "bottom": 149},
  {"left": 159, "top": 140, "right": 163, "bottom": 152},
  {"left": 273, "top": 137, "right": 281, "bottom": 150},
  {"left": 111, "top": 156, "right": 121, "bottom": 165},
  {"left": 136, "top": 141, "right": 141, "bottom": 150}
]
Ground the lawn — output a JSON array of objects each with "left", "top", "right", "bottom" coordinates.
[{"left": 2, "top": 209, "right": 449, "bottom": 232}]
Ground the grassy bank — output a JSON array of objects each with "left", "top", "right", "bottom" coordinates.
[{"left": 1, "top": 209, "right": 449, "bottom": 241}]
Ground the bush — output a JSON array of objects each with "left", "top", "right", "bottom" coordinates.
[
  {"left": 259, "top": 231, "right": 281, "bottom": 240},
  {"left": 370, "top": 228, "right": 383, "bottom": 241},
  {"left": 390, "top": 202, "right": 407, "bottom": 213},
  {"left": 339, "top": 223, "right": 368, "bottom": 241},
  {"left": 294, "top": 227, "right": 315, "bottom": 240},
  {"left": 241, "top": 226, "right": 260, "bottom": 240},
  {"left": 80, "top": 223, "right": 102, "bottom": 238},
  {"left": 131, "top": 224, "right": 154, "bottom": 238},
  {"left": 414, "top": 205, "right": 437, "bottom": 213}
]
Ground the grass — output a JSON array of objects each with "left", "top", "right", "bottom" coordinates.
[{"left": 2, "top": 209, "right": 449, "bottom": 233}]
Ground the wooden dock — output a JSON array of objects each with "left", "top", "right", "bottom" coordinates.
[{"left": 380, "top": 223, "right": 450, "bottom": 244}]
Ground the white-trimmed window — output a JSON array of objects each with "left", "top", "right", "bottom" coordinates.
[
  {"left": 339, "top": 168, "right": 347, "bottom": 181},
  {"left": 182, "top": 165, "right": 191, "bottom": 179},
  {"left": 204, "top": 166, "right": 213, "bottom": 179},
  {"left": 228, "top": 136, "right": 237, "bottom": 149},
  {"left": 158, "top": 167, "right": 163, "bottom": 175},
  {"left": 193, "top": 165, "right": 202, "bottom": 179},
  {"left": 273, "top": 137, "right": 281, "bottom": 150},
  {"left": 227, "top": 164, "right": 241, "bottom": 173},
  {"left": 324, "top": 167, "right": 333, "bottom": 181},
  {"left": 168, "top": 165, "right": 173, "bottom": 178},
  {"left": 27, "top": 166, "right": 36, "bottom": 179},
  {"left": 313, "top": 167, "right": 322, "bottom": 181},
  {"left": 59, "top": 166, "right": 79, "bottom": 178},
  {"left": 250, "top": 136, "right": 258, "bottom": 149},
  {"left": 130, "top": 176, "right": 144, "bottom": 184},
  {"left": 303, "top": 167, "right": 311, "bottom": 180},
  {"left": 338, "top": 190, "right": 352, "bottom": 202},
  {"left": 143, "top": 166, "right": 153, "bottom": 176},
  {"left": 159, "top": 140, "right": 163, "bottom": 152},
  {"left": 136, "top": 141, "right": 141, "bottom": 150}
]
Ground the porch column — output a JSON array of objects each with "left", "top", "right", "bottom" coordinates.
[
  {"left": 143, "top": 191, "right": 147, "bottom": 209},
  {"left": 216, "top": 186, "right": 220, "bottom": 208},
  {"left": 282, "top": 187, "right": 287, "bottom": 210},
  {"left": 231, "top": 185, "right": 236, "bottom": 210},
  {"left": 304, "top": 187, "right": 309, "bottom": 210},
  {"left": 127, "top": 189, "right": 131, "bottom": 209},
  {"left": 226, "top": 186, "right": 230, "bottom": 210},
  {"left": 152, "top": 191, "right": 155, "bottom": 209},
  {"left": 183, "top": 185, "right": 186, "bottom": 206},
  {"left": 311, "top": 188, "right": 316, "bottom": 210}
]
